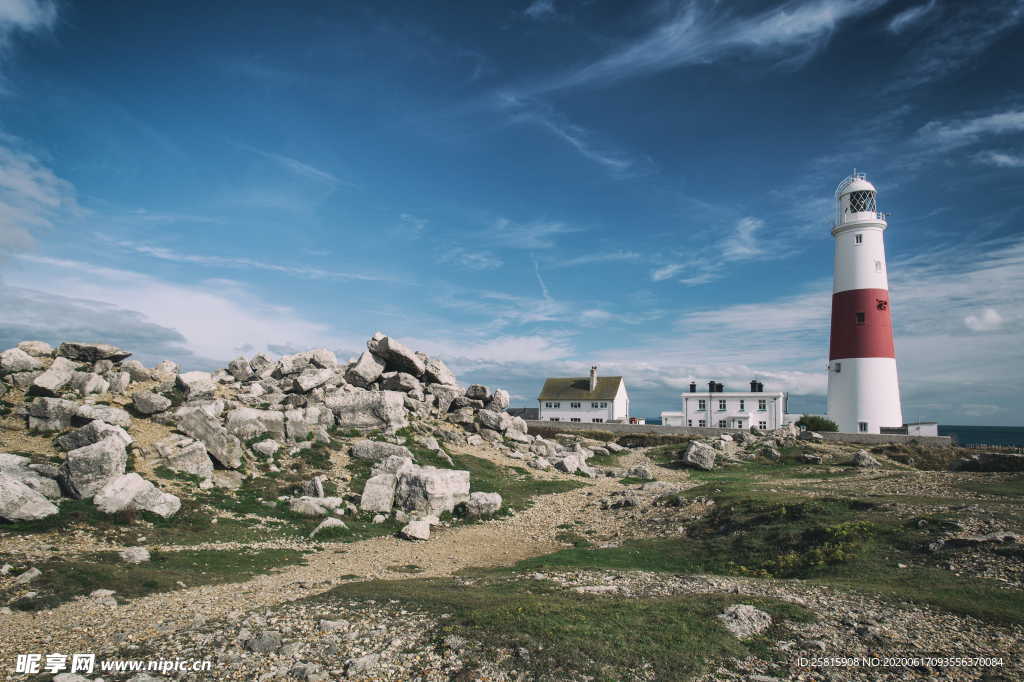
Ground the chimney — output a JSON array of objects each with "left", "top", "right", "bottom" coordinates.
[
  {"left": 689, "top": 381, "right": 697, "bottom": 393},
  {"left": 589, "top": 366, "right": 598, "bottom": 392},
  {"left": 708, "top": 380, "right": 716, "bottom": 393},
  {"left": 750, "top": 380, "right": 758, "bottom": 392}
]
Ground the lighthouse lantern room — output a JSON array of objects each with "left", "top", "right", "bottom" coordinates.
[{"left": 826, "top": 172, "right": 903, "bottom": 434}]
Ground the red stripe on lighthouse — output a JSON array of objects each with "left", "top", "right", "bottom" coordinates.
[{"left": 829, "top": 288, "right": 895, "bottom": 360}]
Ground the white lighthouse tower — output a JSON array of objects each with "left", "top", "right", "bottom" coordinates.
[{"left": 826, "top": 171, "right": 903, "bottom": 434}]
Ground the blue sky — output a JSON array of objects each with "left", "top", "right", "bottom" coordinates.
[{"left": 0, "top": 0, "right": 1022, "bottom": 425}]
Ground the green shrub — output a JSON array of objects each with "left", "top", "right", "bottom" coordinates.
[{"left": 796, "top": 415, "right": 838, "bottom": 432}]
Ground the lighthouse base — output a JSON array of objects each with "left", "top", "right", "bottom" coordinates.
[{"left": 826, "top": 357, "right": 903, "bottom": 434}]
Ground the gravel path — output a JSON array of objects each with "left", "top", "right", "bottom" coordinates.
[{"left": 0, "top": 459, "right": 638, "bottom": 677}]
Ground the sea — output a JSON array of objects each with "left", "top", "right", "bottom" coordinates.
[
  {"left": 939, "top": 425, "right": 1024, "bottom": 448},
  {"left": 642, "top": 419, "right": 1024, "bottom": 447}
]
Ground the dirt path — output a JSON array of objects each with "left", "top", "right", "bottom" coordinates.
[{"left": 0, "top": 469, "right": 631, "bottom": 673}]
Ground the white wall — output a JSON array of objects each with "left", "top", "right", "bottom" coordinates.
[
  {"left": 538, "top": 399, "right": 615, "bottom": 423},
  {"left": 832, "top": 224, "right": 888, "bottom": 293},
  {"left": 681, "top": 392, "right": 783, "bottom": 429},
  {"left": 826, "top": 357, "right": 903, "bottom": 433}
]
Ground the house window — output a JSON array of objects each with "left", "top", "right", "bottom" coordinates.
[
  {"left": 570, "top": 417, "right": 581, "bottom": 423},
  {"left": 570, "top": 402, "right": 581, "bottom": 409},
  {"left": 592, "top": 418, "right": 604, "bottom": 423},
  {"left": 856, "top": 312, "right": 865, "bottom": 325},
  {"left": 600, "top": 402, "right": 608, "bottom": 408},
  {"left": 544, "top": 402, "right": 553, "bottom": 408},
  {"left": 858, "top": 421, "right": 869, "bottom": 433},
  {"left": 553, "top": 402, "right": 560, "bottom": 408},
  {"left": 698, "top": 420, "right": 706, "bottom": 427},
  {"left": 698, "top": 399, "right": 706, "bottom": 410},
  {"left": 718, "top": 399, "right": 726, "bottom": 411},
  {"left": 687, "top": 419, "right": 693, "bottom": 427},
  {"left": 758, "top": 420, "right": 767, "bottom": 429},
  {"left": 549, "top": 417, "right": 560, "bottom": 422},
  {"left": 739, "top": 399, "right": 745, "bottom": 411},
  {"left": 718, "top": 420, "right": 727, "bottom": 427},
  {"left": 758, "top": 399, "right": 767, "bottom": 411},
  {"left": 855, "top": 233, "right": 863, "bottom": 244},
  {"left": 591, "top": 402, "right": 600, "bottom": 408}
]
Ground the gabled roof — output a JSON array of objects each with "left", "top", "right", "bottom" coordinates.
[{"left": 537, "top": 376, "right": 623, "bottom": 401}]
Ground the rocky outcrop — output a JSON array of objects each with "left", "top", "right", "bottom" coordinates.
[
  {"left": 350, "top": 440, "right": 413, "bottom": 462},
  {"left": 680, "top": 441, "right": 717, "bottom": 471},
  {"left": 394, "top": 466, "right": 470, "bottom": 516},
  {"left": 56, "top": 342, "right": 131, "bottom": 363},
  {"left": 132, "top": 390, "right": 172, "bottom": 415},
  {"left": 176, "top": 371, "right": 217, "bottom": 400},
  {"left": 325, "top": 391, "right": 408, "bottom": 432},
  {"left": 717, "top": 604, "right": 772, "bottom": 638},
  {"left": 177, "top": 408, "right": 244, "bottom": 469},
  {"left": 154, "top": 435, "right": 214, "bottom": 480},
  {"left": 59, "top": 436, "right": 128, "bottom": 499},
  {"left": 93, "top": 473, "right": 181, "bottom": 517},
  {"left": 0, "top": 473, "right": 59, "bottom": 521}
]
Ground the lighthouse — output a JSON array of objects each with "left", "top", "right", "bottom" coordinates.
[{"left": 826, "top": 172, "right": 903, "bottom": 434}]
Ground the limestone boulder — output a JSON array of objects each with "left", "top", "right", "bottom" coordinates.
[
  {"left": 154, "top": 435, "right": 214, "bottom": 480},
  {"left": 1, "top": 347, "right": 41, "bottom": 374},
  {"left": 717, "top": 604, "right": 772, "bottom": 639},
  {"left": 464, "top": 491, "right": 502, "bottom": 518},
  {"left": 680, "top": 441, "right": 716, "bottom": 471},
  {"left": 394, "top": 466, "right": 470, "bottom": 516},
  {"left": 0, "top": 454, "right": 61, "bottom": 499},
  {"left": 367, "top": 335, "right": 425, "bottom": 377},
  {"left": 344, "top": 351, "right": 386, "bottom": 388},
  {"left": 55, "top": 420, "right": 133, "bottom": 452},
  {"left": 94, "top": 473, "right": 181, "bottom": 518},
  {"left": 350, "top": 440, "right": 413, "bottom": 462},
  {"left": 59, "top": 436, "right": 128, "bottom": 499},
  {"left": 56, "top": 342, "right": 131, "bottom": 363},
  {"left": 381, "top": 371, "right": 422, "bottom": 394},
  {"left": 427, "top": 384, "right": 461, "bottom": 414},
  {"left": 284, "top": 405, "right": 334, "bottom": 441},
  {"left": 400, "top": 519, "right": 430, "bottom": 541},
  {"left": 465, "top": 384, "right": 489, "bottom": 401},
  {"left": 225, "top": 407, "right": 286, "bottom": 441},
  {"left": 27, "top": 397, "right": 78, "bottom": 432},
  {"left": 418, "top": 354, "right": 456, "bottom": 386},
  {"left": 477, "top": 409, "right": 512, "bottom": 433},
  {"left": 487, "top": 389, "right": 510, "bottom": 411},
  {"left": 70, "top": 371, "right": 109, "bottom": 396},
  {"left": 227, "top": 356, "right": 255, "bottom": 382},
  {"left": 75, "top": 404, "right": 132, "bottom": 428},
  {"left": 120, "top": 359, "right": 154, "bottom": 382},
  {"left": 325, "top": 390, "right": 408, "bottom": 432},
  {"left": 176, "top": 371, "right": 216, "bottom": 400},
  {"left": 0, "top": 473, "right": 59, "bottom": 521},
  {"left": 359, "top": 473, "right": 398, "bottom": 513},
  {"left": 292, "top": 368, "right": 335, "bottom": 393},
  {"left": 132, "top": 390, "right": 172, "bottom": 415},
  {"left": 176, "top": 408, "right": 244, "bottom": 469},
  {"left": 852, "top": 450, "right": 881, "bottom": 467},
  {"left": 29, "top": 356, "right": 78, "bottom": 396},
  {"left": 17, "top": 341, "right": 53, "bottom": 357}
]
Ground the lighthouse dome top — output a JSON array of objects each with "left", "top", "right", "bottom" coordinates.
[{"left": 833, "top": 170, "right": 884, "bottom": 230}]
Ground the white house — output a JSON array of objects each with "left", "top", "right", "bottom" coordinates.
[
  {"left": 538, "top": 367, "right": 629, "bottom": 423},
  {"left": 661, "top": 380, "right": 788, "bottom": 430}
]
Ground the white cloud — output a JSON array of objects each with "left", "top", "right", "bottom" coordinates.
[
  {"left": 489, "top": 217, "right": 581, "bottom": 249},
  {"left": 887, "top": 1, "right": 1024, "bottom": 90},
  {"left": 964, "top": 307, "right": 1004, "bottom": 332},
  {"left": 524, "top": 0, "right": 556, "bottom": 20},
  {"left": 236, "top": 143, "right": 349, "bottom": 187},
  {"left": 399, "top": 212, "right": 428, "bottom": 234},
  {"left": 437, "top": 246, "right": 503, "bottom": 271},
  {"left": 0, "top": 0, "right": 55, "bottom": 51},
  {"left": 0, "top": 141, "right": 78, "bottom": 255},
  {"left": 916, "top": 110, "right": 1024, "bottom": 151},
  {"left": 651, "top": 263, "right": 684, "bottom": 281},
  {"left": 722, "top": 216, "right": 765, "bottom": 260},
  {"left": 886, "top": 0, "right": 936, "bottom": 33},
  {"left": 4, "top": 255, "right": 362, "bottom": 366},
  {"left": 973, "top": 150, "right": 1024, "bottom": 168},
  {"left": 553, "top": 250, "right": 641, "bottom": 268},
  {"left": 496, "top": 93, "right": 651, "bottom": 176},
  {"left": 538, "top": 0, "right": 887, "bottom": 92},
  {"left": 96, "top": 234, "right": 395, "bottom": 282}
]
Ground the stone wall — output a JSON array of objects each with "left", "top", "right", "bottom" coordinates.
[{"left": 524, "top": 420, "right": 953, "bottom": 448}]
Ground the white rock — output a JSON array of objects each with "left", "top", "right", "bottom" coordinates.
[
  {"left": 132, "top": 390, "right": 172, "bottom": 415},
  {"left": 17, "top": 341, "right": 53, "bottom": 357},
  {"left": 60, "top": 436, "right": 128, "bottom": 499},
  {"left": 465, "top": 491, "right": 502, "bottom": 517},
  {"left": 94, "top": 473, "right": 181, "bottom": 517},
  {"left": 359, "top": 473, "right": 397, "bottom": 513},
  {"left": 13, "top": 566, "right": 42, "bottom": 584},
  {"left": 310, "top": 517, "right": 347, "bottom": 538},
  {"left": 399, "top": 519, "right": 430, "bottom": 541},
  {"left": 29, "top": 356, "right": 78, "bottom": 395},
  {"left": 154, "top": 435, "right": 214, "bottom": 480},
  {"left": 118, "top": 546, "right": 151, "bottom": 563},
  {"left": 0, "top": 347, "right": 41, "bottom": 374},
  {"left": 176, "top": 371, "right": 216, "bottom": 400},
  {"left": 0, "top": 474, "right": 59, "bottom": 521},
  {"left": 717, "top": 604, "right": 772, "bottom": 638}
]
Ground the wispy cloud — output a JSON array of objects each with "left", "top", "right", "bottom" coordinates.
[
  {"left": 0, "top": 140, "right": 78, "bottom": 255},
  {"left": 973, "top": 150, "right": 1024, "bottom": 168},
  {"left": 721, "top": 216, "right": 765, "bottom": 260},
  {"left": 524, "top": 0, "right": 557, "bottom": 21},
  {"left": 489, "top": 217, "right": 581, "bottom": 249},
  {"left": 886, "top": 0, "right": 936, "bottom": 33},
  {"left": 127, "top": 208, "right": 224, "bottom": 225},
  {"left": 95, "top": 235, "right": 397, "bottom": 282},
  {"left": 651, "top": 263, "right": 685, "bottom": 281},
  {"left": 437, "top": 246, "right": 504, "bottom": 271},
  {"left": 235, "top": 142, "right": 348, "bottom": 186},
  {"left": 534, "top": 0, "right": 887, "bottom": 93},
  {"left": 887, "top": 1, "right": 1024, "bottom": 90},
  {"left": 916, "top": 109, "right": 1024, "bottom": 152},
  {"left": 552, "top": 250, "right": 641, "bottom": 268},
  {"left": 496, "top": 94, "right": 651, "bottom": 176},
  {"left": 652, "top": 216, "right": 779, "bottom": 286},
  {"left": 0, "top": 0, "right": 55, "bottom": 52},
  {"left": 533, "top": 257, "right": 552, "bottom": 300}
]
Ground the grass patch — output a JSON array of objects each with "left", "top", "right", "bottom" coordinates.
[
  {"left": 588, "top": 450, "right": 628, "bottom": 467},
  {"left": 955, "top": 475, "right": 1024, "bottom": 497},
  {"left": 312, "top": 575, "right": 810, "bottom": 681},
  {"left": 2, "top": 548, "right": 306, "bottom": 611},
  {"left": 617, "top": 434, "right": 695, "bottom": 448},
  {"left": 869, "top": 443, "right": 960, "bottom": 471},
  {"left": 516, "top": 487, "right": 1024, "bottom": 626},
  {"left": 618, "top": 476, "right": 650, "bottom": 485},
  {"left": 452, "top": 453, "right": 586, "bottom": 513}
]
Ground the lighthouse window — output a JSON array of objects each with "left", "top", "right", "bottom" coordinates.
[
  {"left": 856, "top": 312, "right": 865, "bottom": 325},
  {"left": 849, "top": 191, "right": 876, "bottom": 213},
  {"left": 875, "top": 260, "right": 882, "bottom": 272},
  {"left": 858, "top": 421, "right": 869, "bottom": 433},
  {"left": 855, "top": 234, "right": 863, "bottom": 244}
]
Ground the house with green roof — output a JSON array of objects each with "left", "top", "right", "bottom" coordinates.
[{"left": 537, "top": 366, "right": 630, "bottom": 423}]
